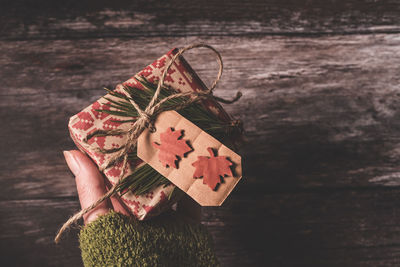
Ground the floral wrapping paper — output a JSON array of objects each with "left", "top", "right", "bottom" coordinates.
[{"left": 68, "top": 48, "right": 232, "bottom": 220}]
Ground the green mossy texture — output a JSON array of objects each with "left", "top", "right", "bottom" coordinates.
[{"left": 79, "top": 211, "right": 220, "bottom": 267}]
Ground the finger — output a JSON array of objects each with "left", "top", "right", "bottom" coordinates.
[
  {"left": 110, "top": 195, "right": 130, "bottom": 216},
  {"left": 64, "top": 150, "right": 111, "bottom": 224}
]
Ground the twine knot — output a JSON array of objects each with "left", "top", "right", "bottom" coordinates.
[{"left": 138, "top": 110, "right": 156, "bottom": 132}]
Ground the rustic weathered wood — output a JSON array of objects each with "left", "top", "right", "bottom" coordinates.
[
  {"left": 1, "top": 1, "right": 400, "bottom": 266},
  {"left": 4, "top": 190, "right": 400, "bottom": 266},
  {"left": 1, "top": 35, "right": 400, "bottom": 200},
  {"left": 0, "top": 199, "right": 82, "bottom": 266},
  {"left": 1, "top": 0, "right": 400, "bottom": 40},
  {"left": 205, "top": 189, "right": 400, "bottom": 266}
]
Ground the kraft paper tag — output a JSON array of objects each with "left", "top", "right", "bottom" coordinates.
[{"left": 137, "top": 110, "right": 242, "bottom": 206}]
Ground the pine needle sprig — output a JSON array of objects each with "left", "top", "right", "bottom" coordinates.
[{"left": 92, "top": 77, "right": 240, "bottom": 197}]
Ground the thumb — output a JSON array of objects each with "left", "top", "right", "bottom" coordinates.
[{"left": 64, "top": 150, "right": 110, "bottom": 224}]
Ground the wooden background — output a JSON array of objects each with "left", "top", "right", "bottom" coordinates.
[{"left": 1, "top": 0, "right": 400, "bottom": 266}]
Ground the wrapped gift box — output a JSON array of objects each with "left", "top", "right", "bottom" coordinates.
[{"left": 68, "top": 48, "right": 234, "bottom": 220}]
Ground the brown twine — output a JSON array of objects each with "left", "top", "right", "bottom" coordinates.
[{"left": 55, "top": 43, "right": 242, "bottom": 243}]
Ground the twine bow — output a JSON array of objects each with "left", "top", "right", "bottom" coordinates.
[{"left": 55, "top": 43, "right": 242, "bottom": 243}]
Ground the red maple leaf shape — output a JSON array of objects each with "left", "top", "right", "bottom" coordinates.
[
  {"left": 192, "top": 147, "right": 233, "bottom": 190},
  {"left": 152, "top": 128, "right": 192, "bottom": 169}
]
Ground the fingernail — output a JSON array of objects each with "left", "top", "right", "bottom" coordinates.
[{"left": 63, "top": 151, "right": 81, "bottom": 176}]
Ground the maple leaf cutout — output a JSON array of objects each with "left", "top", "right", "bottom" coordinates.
[
  {"left": 192, "top": 147, "right": 233, "bottom": 190},
  {"left": 152, "top": 128, "right": 192, "bottom": 169}
]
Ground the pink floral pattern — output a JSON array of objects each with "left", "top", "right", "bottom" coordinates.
[{"left": 68, "top": 48, "right": 232, "bottom": 220}]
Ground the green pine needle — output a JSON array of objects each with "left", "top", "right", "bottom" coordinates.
[{"left": 92, "top": 77, "right": 240, "bottom": 197}]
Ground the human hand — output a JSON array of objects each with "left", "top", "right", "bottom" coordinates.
[
  {"left": 63, "top": 150, "right": 130, "bottom": 224},
  {"left": 63, "top": 150, "right": 201, "bottom": 224}
]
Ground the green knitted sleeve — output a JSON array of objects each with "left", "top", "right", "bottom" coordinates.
[{"left": 79, "top": 211, "right": 220, "bottom": 267}]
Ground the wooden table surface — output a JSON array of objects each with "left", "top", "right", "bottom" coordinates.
[{"left": 1, "top": 0, "right": 400, "bottom": 266}]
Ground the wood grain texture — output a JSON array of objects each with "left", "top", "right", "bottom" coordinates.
[
  {"left": 2, "top": 35, "right": 400, "bottom": 200},
  {"left": 1, "top": 0, "right": 400, "bottom": 40},
  {"left": 205, "top": 188, "right": 400, "bottom": 266},
  {"left": 0, "top": 199, "right": 82, "bottom": 267},
  {"left": 3, "top": 190, "right": 400, "bottom": 266},
  {"left": 1, "top": 1, "right": 400, "bottom": 266}
]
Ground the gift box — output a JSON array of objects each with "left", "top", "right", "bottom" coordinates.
[{"left": 68, "top": 48, "right": 239, "bottom": 220}]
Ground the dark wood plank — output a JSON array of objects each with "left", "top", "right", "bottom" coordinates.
[
  {"left": 0, "top": 199, "right": 82, "bottom": 267},
  {"left": 3, "top": 189, "right": 400, "bottom": 266},
  {"left": 2, "top": 35, "right": 400, "bottom": 199},
  {"left": 1, "top": 3, "right": 400, "bottom": 266},
  {"left": 206, "top": 189, "right": 400, "bottom": 266},
  {"left": 1, "top": 0, "right": 400, "bottom": 40}
]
